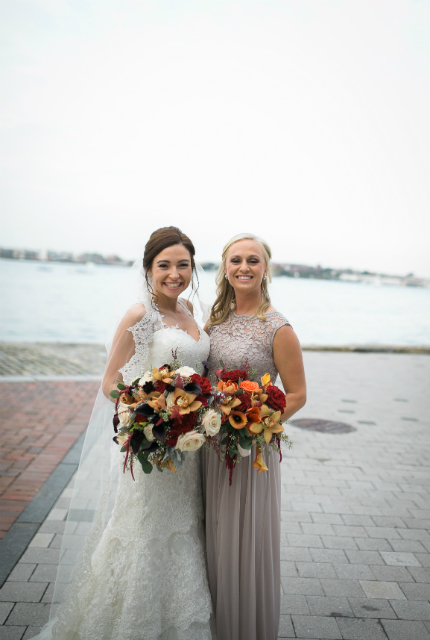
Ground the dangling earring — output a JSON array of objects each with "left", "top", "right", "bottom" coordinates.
[{"left": 224, "top": 274, "right": 228, "bottom": 280}]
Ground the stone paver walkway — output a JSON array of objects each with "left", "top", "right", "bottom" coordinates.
[
  {"left": 0, "top": 352, "right": 429, "bottom": 639},
  {"left": 0, "top": 343, "right": 106, "bottom": 377}
]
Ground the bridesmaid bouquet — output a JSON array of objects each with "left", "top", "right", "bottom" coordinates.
[
  {"left": 210, "top": 363, "right": 292, "bottom": 484},
  {"left": 110, "top": 360, "right": 219, "bottom": 478}
]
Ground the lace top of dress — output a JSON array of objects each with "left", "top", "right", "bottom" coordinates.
[
  {"left": 120, "top": 298, "right": 210, "bottom": 384},
  {"left": 207, "top": 311, "right": 291, "bottom": 381}
]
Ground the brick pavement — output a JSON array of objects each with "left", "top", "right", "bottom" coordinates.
[
  {"left": 0, "top": 352, "right": 429, "bottom": 639},
  {"left": 0, "top": 381, "right": 100, "bottom": 539}
]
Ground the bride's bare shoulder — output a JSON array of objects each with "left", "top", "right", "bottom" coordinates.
[{"left": 122, "top": 303, "right": 147, "bottom": 325}]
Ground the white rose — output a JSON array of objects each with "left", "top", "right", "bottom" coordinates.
[
  {"left": 202, "top": 409, "right": 221, "bottom": 437},
  {"left": 175, "top": 430, "right": 206, "bottom": 452},
  {"left": 237, "top": 443, "right": 251, "bottom": 458},
  {"left": 137, "top": 372, "right": 153, "bottom": 386},
  {"left": 175, "top": 366, "right": 196, "bottom": 378},
  {"left": 117, "top": 402, "right": 133, "bottom": 427},
  {"left": 166, "top": 392, "right": 175, "bottom": 410},
  {"left": 143, "top": 425, "right": 155, "bottom": 442}
]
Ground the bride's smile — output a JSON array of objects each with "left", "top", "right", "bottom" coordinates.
[{"left": 149, "top": 244, "right": 192, "bottom": 303}]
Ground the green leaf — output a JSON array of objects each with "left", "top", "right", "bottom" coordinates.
[
  {"left": 220, "top": 436, "right": 228, "bottom": 445},
  {"left": 137, "top": 452, "right": 153, "bottom": 474},
  {"left": 238, "top": 429, "right": 251, "bottom": 444},
  {"left": 110, "top": 390, "right": 119, "bottom": 398},
  {"left": 224, "top": 425, "right": 234, "bottom": 433},
  {"left": 228, "top": 447, "right": 238, "bottom": 458},
  {"left": 120, "top": 446, "right": 126, "bottom": 453},
  {"left": 117, "top": 383, "right": 126, "bottom": 390},
  {"left": 239, "top": 438, "right": 253, "bottom": 450}
]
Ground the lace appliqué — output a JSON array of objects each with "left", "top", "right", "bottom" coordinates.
[
  {"left": 207, "top": 311, "right": 291, "bottom": 382},
  {"left": 120, "top": 299, "right": 203, "bottom": 385},
  {"left": 52, "top": 453, "right": 213, "bottom": 640},
  {"left": 119, "top": 306, "right": 162, "bottom": 384}
]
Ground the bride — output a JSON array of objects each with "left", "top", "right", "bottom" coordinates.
[{"left": 33, "top": 227, "right": 214, "bottom": 640}]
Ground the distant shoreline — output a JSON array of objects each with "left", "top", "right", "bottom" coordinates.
[
  {"left": 1, "top": 255, "right": 429, "bottom": 288},
  {"left": 301, "top": 345, "right": 430, "bottom": 354}
]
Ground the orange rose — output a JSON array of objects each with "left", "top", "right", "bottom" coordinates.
[
  {"left": 240, "top": 380, "right": 260, "bottom": 394},
  {"left": 217, "top": 380, "right": 239, "bottom": 394}
]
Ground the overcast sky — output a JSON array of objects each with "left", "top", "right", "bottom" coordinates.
[{"left": 1, "top": 0, "right": 429, "bottom": 276}]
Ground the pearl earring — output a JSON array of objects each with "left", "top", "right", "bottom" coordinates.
[{"left": 225, "top": 274, "right": 228, "bottom": 280}]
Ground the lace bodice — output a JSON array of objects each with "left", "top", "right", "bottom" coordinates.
[
  {"left": 207, "top": 311, "right": 290, "bottom": 381},
  {"left": 120, "top": 299, "right": 210, "bottom": 383}
]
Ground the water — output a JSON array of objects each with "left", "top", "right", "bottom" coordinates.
[{"left": 1, "top": 259, "right": 429, "bottom": 346}]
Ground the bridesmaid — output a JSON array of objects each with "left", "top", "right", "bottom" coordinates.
[{"left": 202, "top": 233, "right": 307, "bottom": 640}]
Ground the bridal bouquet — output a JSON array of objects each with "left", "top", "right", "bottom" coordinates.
[
  {"left": 110, "top": 361, "right": 219, "bottom": 478},
  {"left": 210, "top": 363, "right": 292, "bottom": 484}
]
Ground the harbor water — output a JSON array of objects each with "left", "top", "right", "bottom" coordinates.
[{"left": 1, "top": 259, "right": 429, "bottom": 346}]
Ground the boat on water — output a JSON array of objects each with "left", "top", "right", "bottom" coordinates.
[{"left": 68, "top": 262, "right": 96, "bottom": 274}]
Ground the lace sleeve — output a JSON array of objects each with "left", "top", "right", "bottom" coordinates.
[
  {"left": 119, "top": 307, "right": 161, "bottom": 384},
  {"left": 102, "top": 304, "right": 162, "bottom": 395},
  {"left": 266, "top": 312, "right": 291, "bottom": 347}
]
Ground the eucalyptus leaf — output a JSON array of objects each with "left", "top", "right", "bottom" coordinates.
[
  {"left": 117, "top": 383, "right": 126, "bottom": 390},
  {"left": 137, "top": 451, "right": 153, "bottom": 473},
  {"left": 110, "top": 390, "right": 119, "bottom": 398}
]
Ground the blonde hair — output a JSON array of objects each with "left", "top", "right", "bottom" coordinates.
[{"left": 209, "top": 233, "right": 273, "bottom": 326}]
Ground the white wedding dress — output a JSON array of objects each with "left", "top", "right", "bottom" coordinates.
[{"left": 34, "top": 300, "right": 213, "bottom": 640}]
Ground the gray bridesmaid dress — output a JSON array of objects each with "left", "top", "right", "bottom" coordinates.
[{"left": 201, "top": 311, "right": 291, "bottom": 640}]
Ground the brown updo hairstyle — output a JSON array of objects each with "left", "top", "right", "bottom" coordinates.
[{"left": 143, "top": 226, "right": 197, "bottom": 307}]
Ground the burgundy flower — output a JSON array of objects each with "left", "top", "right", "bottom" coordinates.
[
  {"left": 155, "top": 380, "right": 168, "bottom": 393},
  {"left": 266, "top": 385, "right": 286, "bottom": 412},
  {"left": 166, "top": 412, "right": 198, "bottom": 447},
  {"left": 236, "top": 393, "right": 252, "bottom": 413},
  {"left": 191, "top": 374, "right": 212, "bottom": 395},
  {"left": 221, "top": 369, "right": 247, "bottom": 383},
  {"left": 178, "top": 411, "right": 198, "bottom": 430},
  {"left": 195, "top": 394, "right": 208, "bottom": 407}
]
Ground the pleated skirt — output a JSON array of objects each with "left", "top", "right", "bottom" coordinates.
[{"left": 201, "top": 446, "right": 281, "bottom": 640}]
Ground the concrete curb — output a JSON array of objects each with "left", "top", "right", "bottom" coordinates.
[{"left": 0, "top": 375, "right": 102, "bottom": 382}]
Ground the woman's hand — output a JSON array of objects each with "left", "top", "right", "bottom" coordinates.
[{"left": 273, "top": 325, "right": 307, "bottom": 421}]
